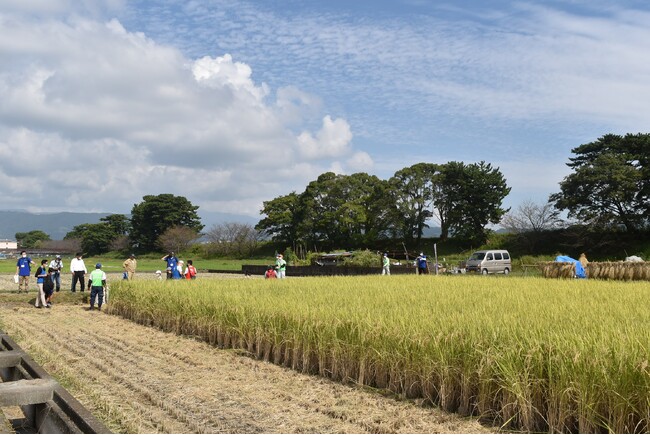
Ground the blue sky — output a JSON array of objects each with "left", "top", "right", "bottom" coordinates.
[{"left": 1, "top": 0, "right": 649, "bottom": 229}]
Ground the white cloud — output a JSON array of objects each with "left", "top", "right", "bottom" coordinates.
[
  {"left": 275, "top": 86, "right": 322, "bottom": 126},
  {"left": 192, "top": 54, "right": 269, "bottom": 103},
  {"left": 0, "top": 8, "right": 361, "bottom": 218},
  {"left": 4, "top": 1, "right": 650, "bottom": 223},
  {"left": 345, "top": 151, "right": 374, "bottom": 173},
  {"left": 297, "top": 116, "right": 353, "bottom": 159}
]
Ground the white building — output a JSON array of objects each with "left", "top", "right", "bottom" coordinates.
[{"left": 0, "top": 239, "right": 18, "bottom": 251}]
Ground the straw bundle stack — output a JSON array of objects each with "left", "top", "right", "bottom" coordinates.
[
  {"left": 543, "top": 261, "right": 649, "bottom": 281},
  {"left": 541, "top": 262, "right": 575, "bottom": 279},
  {"left": 586, "top": 261, "right": 650, "bottom": 281}
]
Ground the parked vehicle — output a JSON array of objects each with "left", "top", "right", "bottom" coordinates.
[{"left": 465, "top": 250, "right": 512, "bottom": 275}]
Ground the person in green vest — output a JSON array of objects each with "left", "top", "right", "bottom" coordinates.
[
  {"left": 87, "top": 263, "right": 107, "bottom": 311},
  {"left": 382, "top": 252, "right": 390, "bottom": 275},
  {"left": 275, "top": 254, "right": 287, "bottom": 279}
]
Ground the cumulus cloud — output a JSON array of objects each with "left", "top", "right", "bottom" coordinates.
[
  {"left": 345, "top": 151, "right": 374, "bottom": 173},
  {"left": 275, "top": 86, "right": 322, "bottom": 126},
  {"left": 0, "top": 7, "right": 362, "bottom": 217},
  {"left": 297, "top": 116, "right": 353, "bottom": 159},
  {"left": 192, "top": 54, "right": 269, "bottom": 102}
]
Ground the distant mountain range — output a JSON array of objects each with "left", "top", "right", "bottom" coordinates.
[
  {"left": 0, "top": 211, "right": 111, "bottom": 240},
  {"left": 0, "top": 210, "right": 259, "bottom": 240},
  {"left": 0, "top": 209, "right": 448, "bottom": 241}
]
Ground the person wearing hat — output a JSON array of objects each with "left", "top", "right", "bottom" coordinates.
[
  {"left": 275, "top": 254, "right": 287, "bottom": 279},
  {"left": 161, "top": 252, "right": 178, "bottom": 279},
  {"left": 122, "top": 253, "right": 137, "bottom": 281},
  {"left": 416, "top": 252, "right": 429, "bottom": 275},
  {"left": 49, "top": 255, "right": 64, "bottom": 292},
  {"left": 87, "top": 263, "right": 107, "bottom": 311},
  {"left": 382, "top": 253, "right": 390, "bottom": 276}
]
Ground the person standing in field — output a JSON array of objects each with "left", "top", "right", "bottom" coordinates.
[
  {"left": 162, "top": 252, "right": 178, "bottom": 279},
  {"left": 43, "top": 268, "right": 55, "bottom": 306},
  {"left": 48, "top": 255, "right": 64, "bottom": 292},
  {"left": 35, "top": 259, "right": 49, "bottom": 308},
  {"left": 122, "top": 254, "right": 137, "bottom": 280},
  {"left": 172, "top": 260, "right": 184, "bottom": 279},
  {"left": 70, "top": 252, "right": 87, "bottom": 292},
  {"left": 579, "top": 253, "right": 589, "bottom": 268},
  {"left": 87, "top": 263, "right": 107, "bottom": 311},
  {"left": 16, "top": 250, "right": 36, "bottom": 293},
  {"left": 184, "top": 260, "right": 197, "bottom": 280},
  {"left": 382, "top": 253, "right": 390, "bottom": 275},
  {"left": 275, "top": 254, "right": 287, "bottom": 279},
  {"left": 579, "top": 253, "right": 589, "bottom": 278},
  {"left": 416, "top": 253, "right": 429, "bottom": 275}
]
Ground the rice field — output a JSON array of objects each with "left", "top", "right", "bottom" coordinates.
[{"left": 108, "top": 275, "right": 650, "bottom": 433}]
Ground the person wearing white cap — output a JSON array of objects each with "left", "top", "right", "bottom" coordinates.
[
  {"left": 49, "top": 255, "right": 64, "bottom": 292},
  {"left": 416, "top": 252, "right": 428, "bottom": 275},
  {"left": 275, "top": 254, "right": 287, "bottom": 279}
]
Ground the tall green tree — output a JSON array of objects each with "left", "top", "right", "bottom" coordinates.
[
  {"left": 296, "top": 172, "right": 339, "bottom": 245},
  {"left": 344, "top": 173, "right": 393, "bottom": 242},
  {"left": 256, "top": 192, "right": 301, "bottom": 245},
  {"left": 64, "top": 223, "right": 115, "bottom": 255},
  {"left": 15, "top": 230, "right": 51, "bottom": 249},
  {"left": 78, "top": 223, "right": 116, "bottom": 256},
  {"left": 63, "top": 224, "right": 93, "bottom": 241},
  {"left": 550, "top": 133, "right": 650, "bottom": 231},
  {"left": 100, "top": 214, "right": 130, "bottom": 236},
  {"left": 431, "top": 162, "right": 461, "bottom": 241},
  {"left": 441, "top": 161, "right": 511, "bottom": 245},
  {"left": 295, "top": 172, "right": 391, "bottom": 247},
  {"left": 130, "top": 194, "right": 203, "bottom": 252},
  {"left": 388, "top": 163, "right": 437, "bottom": 243}
]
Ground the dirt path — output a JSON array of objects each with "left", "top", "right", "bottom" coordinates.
[{"left": 1, "top": 303, "right": 492, "bottom": 434}]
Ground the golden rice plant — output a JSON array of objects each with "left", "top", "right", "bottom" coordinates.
[{"left": 109, "top": 276, "right": 650, "bottom": 433}]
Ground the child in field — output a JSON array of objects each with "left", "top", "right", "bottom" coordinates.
[
  {"left": 172, "top": 260, "right": 183, "bottom": 279},
  {"left": 265, "top": 266, "right": 277, "bottom": 279},
  {"left": 184, "top": 260, "right": 197, "bottom": 280}
]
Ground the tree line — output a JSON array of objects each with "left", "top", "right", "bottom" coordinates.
[
  {"left": 15, "top": 133, "right": 649, "bottom": 257},
  {"left": 255, "top": 161, "right": 511, "bottom": 249}
]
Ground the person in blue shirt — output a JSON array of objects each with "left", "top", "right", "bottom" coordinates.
[
  {"left": 161, "top": 252, "right": 178, "bottom": 279},
  {"left": 35, "top": 259, "right": 49, "bottom": 308},
  {"left": 416, "top": 253, "right": 429, "bottom": 275},
  {"left": 171, "top": 260, "right": 183, "bottom": 279},
  {"left": 15, "top": 251, "right": 36, "bottom": 293}
]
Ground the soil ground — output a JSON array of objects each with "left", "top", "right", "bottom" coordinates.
[{"left": 0, "top": 281, "right": 494, "bottom": 434}]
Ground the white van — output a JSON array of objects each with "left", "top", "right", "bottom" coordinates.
[{"left": 465, "top": 250, "right": 512, "bottom": 275}]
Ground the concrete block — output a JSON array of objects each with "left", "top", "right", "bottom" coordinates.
[
  {"left": 0, "top": 350, "right": 22, "bottom": 368},
  {"left": 0, "top": 379, "right": 55, "bottom": 406}
]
